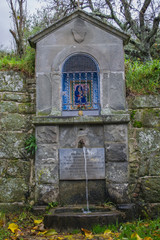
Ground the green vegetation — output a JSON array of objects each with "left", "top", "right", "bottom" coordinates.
[
  {"left": 0, "top": 46, "right": 35, "bottom": 77},
  {"left": 0, "top": 209, "right": 160, "bottom": 239},
  {"left": 125, "top": 59, "right": 160, "bottom": 96},
  {"left": 25, "top": 134, "right": 37, "bottom": 156}
]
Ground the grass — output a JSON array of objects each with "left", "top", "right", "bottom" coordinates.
[
  {"left": 0, "top": 209, "right": 160, "bottom": 239},
  {"left": 0, "top": 47, "right": 35, "bottom": 77},
  {"left": 125, "top": 59, "right": 160, "bottom": 96}
]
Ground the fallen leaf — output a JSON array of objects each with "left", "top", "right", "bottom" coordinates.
[
  {"left": 104, "top": 229, "right": 112, "bottom": 235},
  {"left": 34, "top": 219, "right": 43, "bottom": 224},
  {"left": 144, "top": 237, "right": 153, "bottom": 240},
  {"left": 8, "top": 223, "right": 19, "bottom": 233},
  {"left": 81, "top": 228, "right": 92, "bottom": 238},
  {"left": 44, "top": 229, "right": 58, "bottom": 236},
  {"left": 131, "top": 232, "right": 142, "bottom": 240}
]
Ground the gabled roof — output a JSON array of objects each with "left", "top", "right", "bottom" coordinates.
[{"left": 29, "top": 9, "right": 129, "bottom": 48}]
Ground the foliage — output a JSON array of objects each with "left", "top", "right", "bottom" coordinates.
[
  {"left": 125, "top": 59, "right": 160, "bottom": 95},
  {"left": 92, "top": 224, "right": 107, "bottom": 234},
  {"left": 39, "top": 0, "right": 160, "bottom": 61},
  {"left": 0, "top": 46, "right": 35, "bottom": 76},
  {"left": 25, "top": 134, "right": 37, "bottom": 156},
  {"left": 46, "top": 201, "right": 59, "bottom": 211}
]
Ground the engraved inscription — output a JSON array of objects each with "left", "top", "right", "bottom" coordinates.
[{"left": 59, "top": 148, "right": 105, "bottom": 180}]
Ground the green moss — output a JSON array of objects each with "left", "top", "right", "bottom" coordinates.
[
  {"left": 133, "top": 121, "right": 142, "bottom": 128},
  {"left": 130, "top": 110, "right": 137, "bottom": 120}
]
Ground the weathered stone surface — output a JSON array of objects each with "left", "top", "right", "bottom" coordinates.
[
  {"left": 36, "top": 126, "right": 58, "bottom": 144},
  {"left": 0, "top": 159, "right": 30, "bottom": 181},
  {"left": 0, "top": 178, "right": 28, "bottom": 203},
  {"left": 149, "top": 154, "right": 160, "bottom": 176},
  {"left": 142, "top": 109, "right": 160, "bottom": 128},
  {"left": 36, "top": 144, "right": 58, "bottom": 164},
  {"left": 36, "top": 184, "right": 59, "bottom": 204},
  {"left": 127, "top": 95, "right": 160, "bottom": 109},
  {"left": 104, "top": 124, "right": 128, "bottom": 142},
  {"left": 0, "top": 113, "right": 31, "bottom": 131},
  {"left": 105, "top": 143, "right": 127, "bottom": 162},
  {"left": 107, "top": 183, "right": 129, "bottom": 203},
  {"left": 37, "top": 74, "right": 52, "bottom": 114},
  {"left": 106, "top": 162, "right": 128, "bottom": 183},
  {"left": 36, "top": 164, "right": 58, "bottom": 184},
  {"left": 18, "top": 103, "right": 35, "bottom": 114},
  {"left": 0, "top": 101, "right": 17, "bottom": 113},
  {"left": 109, "top": 72, "right": 125, "bottom": 110},
  {"left": 137, "top": 129, "right": 160, "bottom": 154},
  {"left": 59, "top": 180, "right": 107, "bottom": 205},
  {"left": 2, "top": 92, "right": 30, "bottom": 103},
  {"left": 0, "top": 71, "right": 25, "bottom": 92},
  {"left": 59, "top": 125, "right": 104, "bottom": 148},
  {"left": 0, "top": 132, "right": 27, "bottom": 159},
  {"left": 140, "top": 177, "right": 160, "bottom": 203}
]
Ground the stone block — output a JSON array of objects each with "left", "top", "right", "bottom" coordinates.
[
  {"left": 0, "top": 113, "right": 31, "bottom": 131},
  {"left": 59, "top": 180, "right": 106, "bottom": 205},
  {"left": 105, "top": 143, "right": 127, "bottom": 162},
  {"left": 104, "top": 124, "right": 128, "bottom": 142},
  {"left": 127, "top": 95, "right": 160, "bottom": 109},
  {"left": 2, "top": 93, "right": 30, "bottom": 103},
  {"left": 0, "top": 71, "right": 25, "bottom": 92},
  {"left": 18, "top": 103, "right": 35, "bottom": 114},
  {"left": 59, "top": 126, "right": 78, "bottom": 148},
  {"left": 36, "top": 164, "right": 58, "bottom": 184},
  {"left": 36, "top": 126, "right": 58, "bottom": 144},
  {"left": 142, "top": 109, "right": 160, "bottom": 128},
  {"left": 0, "top": 178, "right": 28, "bottom": 203},
  {"left": 109, "top": 72, "right": 125, "bottom": 110},
  {"left": 107, "top": 183, "right": 129, "bottom": 203},
  {"left": 36, "top": 144, "right": 58, "bottom": 165},
  {"left": 140, "top": 177, "right": 160, "bottom": 203},
  {"left": 36, "top": 184, "right": 59, "bottom": 204},
  {"left": 0, "top": 132, "right": 27, "bottom": 159},
  {"left": 137, "top": 129, "right": 160, "bottom": 154},
  {"left": 37, "top": 74, "right": 52, "bottom": 113},
  {"left": 0, "top": 159, "right": 30, "bottom": 181},
  {"left": 0, "top": 101, "right": 17, "bottom": 113},
  {"left": 149, "top": 153, "right": 160, "bottom": 176},
  {"left": 106, "top": 162, "right": 128, "bottom": 183},
  {"left": 59, "top": 125, "right": 104, "bottom": 148}
]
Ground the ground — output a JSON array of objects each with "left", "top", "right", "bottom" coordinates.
[{"left": 1, "top": 209, "right": 160, "bottom": 240}]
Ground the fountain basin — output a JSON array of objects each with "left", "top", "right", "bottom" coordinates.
[{"left": 44, "top": 205, "right": 125, "bottom": 231}]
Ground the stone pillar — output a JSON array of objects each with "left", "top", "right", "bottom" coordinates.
[
  {"left": 35, "top": 126, "right": 59, "bottom": 204},
  {"left": 104, "top": 124, "right": 129, "bottom": 203}
]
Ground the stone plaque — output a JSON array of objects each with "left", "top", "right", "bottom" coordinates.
[{"left": 59, "top": 148, "right": 105, "bottom": 180}]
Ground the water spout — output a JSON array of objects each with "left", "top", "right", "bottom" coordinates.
[{"left": 83, "top": 146, "right": 91, "bottom": 213}]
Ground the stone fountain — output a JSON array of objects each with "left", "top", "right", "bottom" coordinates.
[{"left": 29, "top": 9, "right": 136, "bottom": 230}]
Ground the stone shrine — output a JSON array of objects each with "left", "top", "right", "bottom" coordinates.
[{"left": 29, "top": 9, "right": 130, "bottom": 205}]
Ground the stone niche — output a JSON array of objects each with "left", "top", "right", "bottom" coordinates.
[{"left": 29, "top": 9, "right": 130, "bottom": 205}]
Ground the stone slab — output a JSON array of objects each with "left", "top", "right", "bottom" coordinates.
[{"left": 59, "top": 148, "right": 105, "bottom": 180}]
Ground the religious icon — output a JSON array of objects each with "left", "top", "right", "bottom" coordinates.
[{"left": 71, "top": 81, "right": 92, "bottom": 110}]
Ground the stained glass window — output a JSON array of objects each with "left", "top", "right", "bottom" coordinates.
[{"left": 62, "top": 54, "right": 99, "bottom": 112}]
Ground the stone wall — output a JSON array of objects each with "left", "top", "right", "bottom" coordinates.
[
  {"left": 128, "top": 95, "right": 160, "bottom": 215},
  {"left": 0, "top": 71, "right": 36, "bottom": 208},
  {"left": 0, "top": 71, "right": 160, "bottom": 211}
]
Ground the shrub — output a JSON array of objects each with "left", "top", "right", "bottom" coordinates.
[{"left": 125, "top": 59, "right": 160, "bottom": 95}]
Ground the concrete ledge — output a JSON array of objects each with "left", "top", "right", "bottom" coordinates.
[{"left": 33, "top": 114, "right": 130, "bottom": 125}]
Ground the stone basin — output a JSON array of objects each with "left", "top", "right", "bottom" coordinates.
[{"left": 44, "top": 205, "right": 126, "bottom": 231}]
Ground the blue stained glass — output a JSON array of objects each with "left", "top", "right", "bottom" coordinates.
[{"left": 62, "top": 54, "right": 100, "bottom": 111}]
